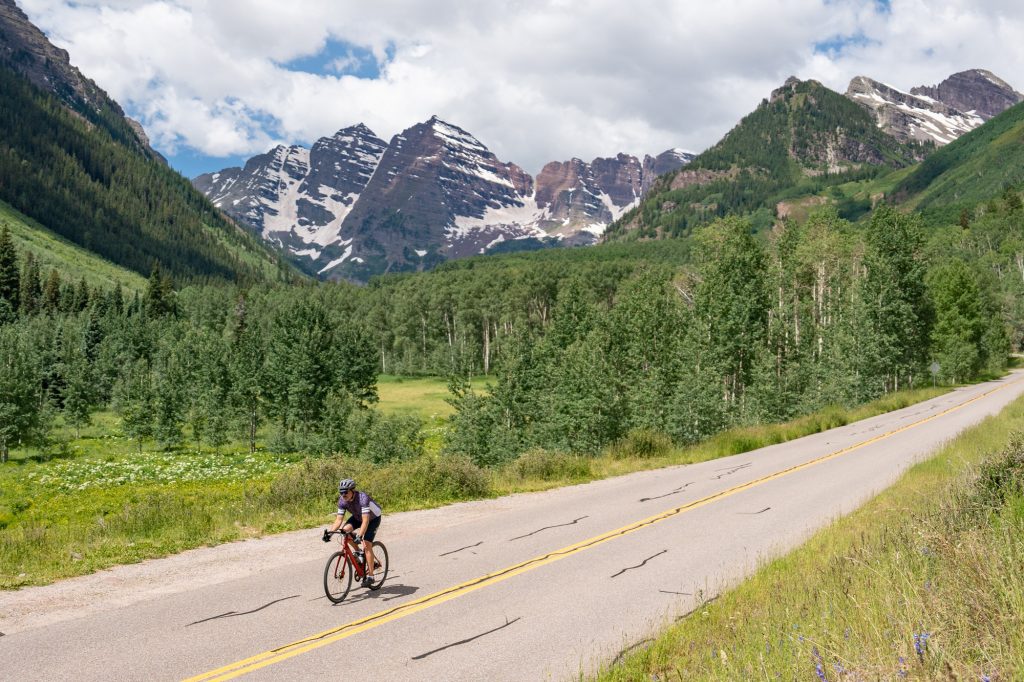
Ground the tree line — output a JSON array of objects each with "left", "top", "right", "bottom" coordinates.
[{"left": 2, "top": 194, "right": 1021, "bottom": 467}]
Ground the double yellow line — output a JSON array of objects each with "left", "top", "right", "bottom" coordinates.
[{"left": 186, "top": 375, "right": 1022, "bottom": 681}]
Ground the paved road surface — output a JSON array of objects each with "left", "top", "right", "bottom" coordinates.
[{"left": 3, "top": 372, "right": 1023, "bottom": 681}]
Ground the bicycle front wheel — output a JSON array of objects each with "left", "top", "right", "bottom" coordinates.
[
  {"left": 367, "top": 541, "right": 389, "bottom": 591},
  {"left": 323, "top": 551, "right": 353, "bottom": 603}
]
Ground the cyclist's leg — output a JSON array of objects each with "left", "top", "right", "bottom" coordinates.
[{"left": 363, "top": 516, "right": 381, "bottom": 582}]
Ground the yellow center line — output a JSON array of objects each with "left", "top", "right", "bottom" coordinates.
[{"left": 185, "top": 375, "right": 1023, "bottom": 682}]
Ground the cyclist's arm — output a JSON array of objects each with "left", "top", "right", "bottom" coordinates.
[{"left": 327, "top": 508, "right": 347, "bottom": 533}]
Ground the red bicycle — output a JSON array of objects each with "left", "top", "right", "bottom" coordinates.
[{"left": 323, "top": 530, "right": 390, "bottom": 603}]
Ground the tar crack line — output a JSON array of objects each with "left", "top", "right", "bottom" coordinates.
[
  {"left": 738, "top": 506, "right": 772, "bottom": 515},
  {"left": 711, "top": 462, "right": 753, "bottom": 480},
  {"left": 411, "top": 617, "right": 521, "bottom": 660},
  {"left": 187, "top": 596, "right": 300, "bottom": 627},
  {"left": 639, "top": 482, "right": 693, "bottom": 503},
  {"left": 612, "top": 638, "right": 653, "bottom": 665},
  {"left": 610, "top": 549, "right": 669, "bottom": 578},
  {"left": 509, "top": 516, "right": 588, "bottom": 541},
  {"left": 439, "top": 541, "right": 483, "bottom": 557}
]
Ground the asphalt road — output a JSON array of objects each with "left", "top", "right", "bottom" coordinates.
[{"left": 3, "top": 372, "right": 1024, "bottom": 681}]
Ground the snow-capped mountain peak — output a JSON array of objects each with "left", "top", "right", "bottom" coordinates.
[
  {"left": 846, "top": 70, "right": 1022, "bottom": 146},
  {"left": 193, "top": 124, "right": 386, "bottom": 259},
  {"left": 194, "top": 117, "right": 692, "bottom": 281}
]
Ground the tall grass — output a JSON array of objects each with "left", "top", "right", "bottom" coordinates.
[{"left": 596, "top": 395, "right": 1024, "bottom": 681}]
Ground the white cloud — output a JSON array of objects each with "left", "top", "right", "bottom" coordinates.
[{"left": 16, "top": 0, "right": 1024, "bottom": 175}]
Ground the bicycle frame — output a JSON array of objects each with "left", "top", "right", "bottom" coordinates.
[{"left": 332, "top": 532, "right": 367, "bottom": 580}]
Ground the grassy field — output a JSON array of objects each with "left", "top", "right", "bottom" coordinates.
[
  {"left": 376, "top": 375, "right": 459, "bottom": 420},
  {"left": 595, "top": 395, "right": 1024, "bottom": 681},
  {"left": 1, "top": 381, "right": 948, "bottom": 589}
]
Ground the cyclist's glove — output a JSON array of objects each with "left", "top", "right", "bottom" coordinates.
[
  {"left": 353, "top": 534, "right": 362, "bottom": 544},
  {"left": 322, "top": 529, "right": 331, "bottom": 543}
]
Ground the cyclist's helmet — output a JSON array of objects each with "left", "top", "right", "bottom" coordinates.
[{"left": 338, "top": 478, "right": 356, "bottom": 493}]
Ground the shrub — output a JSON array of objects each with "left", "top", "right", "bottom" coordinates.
[
  {"left": 371, "top": 454, "right": 490, "bottom": 507},
  {"left": 964, "top": 430, "right": 1024, "bottom": 516},
  {"left": 609, "top": 429, "right": 674, "bottom": 459},
  {"left": 265, "top": 456, "right": 370, "bottom": 508},
  {"left": 352, "top": 411, "right": 425, "bottom": 464},
  {"left": 509, "top": 448, "right": 592, "bottom": 481}
]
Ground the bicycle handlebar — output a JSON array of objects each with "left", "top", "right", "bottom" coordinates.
[{"left": 326, "top": 530, "right": 363, "bottom": 541}]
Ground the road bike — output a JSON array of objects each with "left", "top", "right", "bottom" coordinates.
[{"left": 323, "top": 530, "right": 390, "bottom": 603}]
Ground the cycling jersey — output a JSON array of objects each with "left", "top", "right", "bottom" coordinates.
[{"left": 337, "top": 490, "right": 382, "bottom": 526}]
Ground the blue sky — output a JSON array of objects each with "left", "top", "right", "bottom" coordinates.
[{"left": 19, "top": 0, "right": 1024, "bottom": 178}]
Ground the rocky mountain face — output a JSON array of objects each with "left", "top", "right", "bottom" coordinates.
[
  {"left": 195, "top": 117, "right": 691, "bottom": 281},
  {"left": 910, "top": 70, "right": 1022, "bottom": 120},
  {"left": 846, "top": 69, "right": 1022, "bottom": 146},
  {"left": 194, "top": 124, "right": 388, "bottom": 263},
  {"left": 0, "top": 0, "right": 158, "bottom": 159},
  {"left": 642, "top": 149, "right": 697, "bottom": 193}
]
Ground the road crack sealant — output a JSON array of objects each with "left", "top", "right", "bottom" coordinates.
[
  {"left": 639, "top": 482, "right": 693, "bottom": 502},
  {"left": 610, "top": 550, "right": 669, "bottom": 578},
  {"left": 508, "top": 515, "right": 589, "bottom": 541},
  {"left": 187, "top": 595, "right": 300, "bottom": 627},
  {"left": 438, "top": 541, "right": 484, "bottom": 557},
  {"left": 410, "top": 616, "right": 521, "bottom": 661}
]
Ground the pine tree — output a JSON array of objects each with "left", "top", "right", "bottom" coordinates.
[
  {"left": 42, "top": 269, "right": 61, "bottom": 314},
  {"left": 0, "top": 226, "right": 19, "bottom": 314},
  {"left": 114, "top": 358, "right": 154, "bottom": 453},
  {"left": 19, "top": 252, "right": 41, "bottom": 316},
  {"left": 0, "top": 326, "right": 48, "bottom": 463}
]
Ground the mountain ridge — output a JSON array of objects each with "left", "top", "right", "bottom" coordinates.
[
  {"left": 195, "top": 116, "right": 693, "bottom": 281},
  {"left": 605, "top": 76, "right": 920, "bottom": 241},
  {"left": 846, "top": 69, "right": 1022, "bottom": 146}
]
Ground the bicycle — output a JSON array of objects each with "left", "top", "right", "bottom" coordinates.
[{"left": 323, "top": 530, "right": 390, "bottom": 603}]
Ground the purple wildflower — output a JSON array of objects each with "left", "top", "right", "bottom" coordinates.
[
  {"left": 914, "top": 632, "right": 930, "bottom": 657},
  {"left": 815, "top": 662, "right": 827, "bottom": 681}
]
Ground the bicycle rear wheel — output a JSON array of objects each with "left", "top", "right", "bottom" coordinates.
[
  {"left": 367, "top": 541, "right": 389, "bottom": 591},
  {"left": 323, "top": 550, "right": 353, "bottom": 603}
]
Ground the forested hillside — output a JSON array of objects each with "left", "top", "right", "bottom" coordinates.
[
  {"left": 892, "top": 100, "right": 1024, "bottom": 220},
  {"left": 0, "top": 61, "right": 284, "bottom": 284},
  {"left": 606, "top": 78, "right": 921, "bottom": 240},
  {"left": 0, "top": 199, "right": 146, "bottom": 293}
]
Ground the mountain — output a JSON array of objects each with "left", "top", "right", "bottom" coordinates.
[
  {"left": 195, "top": 117, "right": 691, "bottom": 281},
  {"left": 846, "top": 69, "right": 1022, "bottom": 146},
  {"left": 606, "top": 77, "right": 918, "bottom": 240},
  {"left": 642, "top": 149, "right": 697, "bottom": 193},
  {"left": 0, "top": 0, "right": 156, "bottom": 160},
  {"left": 0, "top": 0, "right": 283, "bottom": 284},
  {"left": 194, "top": 124, "right": 388, "bottom": 263},
  {"left": 911, "top": 69, "right": 1023, "bottom": 120}
]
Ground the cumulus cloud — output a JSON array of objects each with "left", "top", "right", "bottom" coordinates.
[{"left": 16, "top": 0, "right": 1024, "bottom": 174}]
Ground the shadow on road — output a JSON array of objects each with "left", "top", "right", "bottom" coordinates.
[{"left": 324, "top": 581, "right": 420, "bottom": 606}]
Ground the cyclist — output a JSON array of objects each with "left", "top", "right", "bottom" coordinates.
[{"left": 322, "top": 478, "right": 382, "bottom": 587}]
